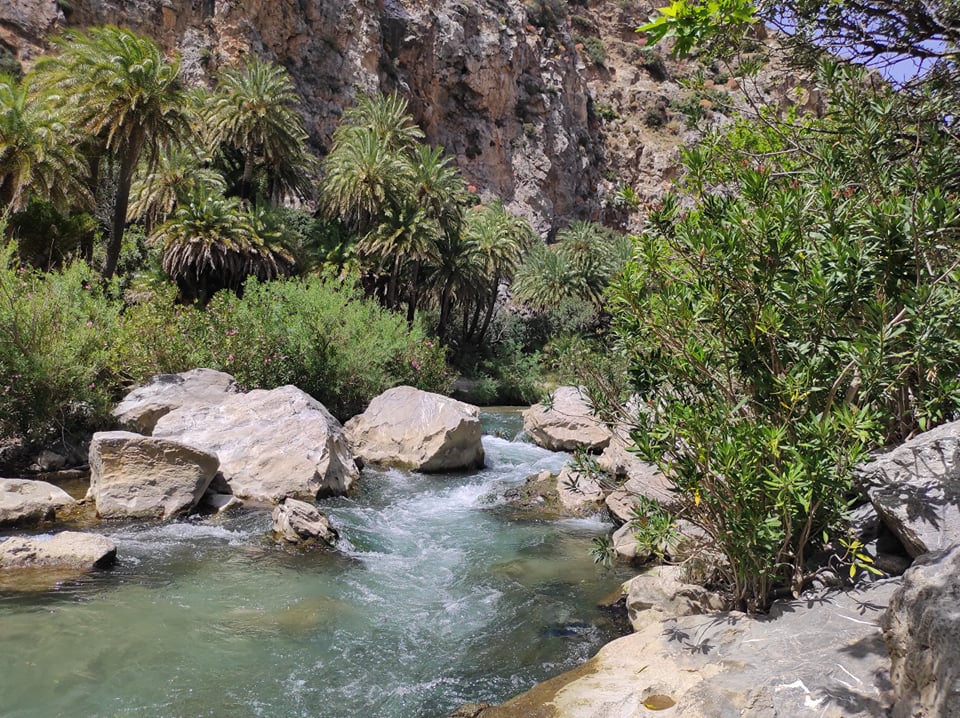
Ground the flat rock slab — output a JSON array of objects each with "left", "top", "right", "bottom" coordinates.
[
  {"left": 113, "top": 368, "right": 239, "bottom": 435},
  {"left": 483, "top": 579, "right": 900, "bottom": 718},
  {"left": 153, "top": 385, "right": 358, "bottom": 502},
  {"left": 344, "top": 386, "right": 484, "bottom": 472},
  {"left": 88, "top": 431, "right": 220, "bottom": 520},
  {"left": 0, "top": 531, "right": 117, "bottom": 569},
  {"left": 0, "top": 478, "right": 76, "bottom": 527},
  {"left": 522, "top": 386, "right": 611, "bottom": 452},
  {"left": 860, "top": 419, "right": 960, "bottom": 557}
]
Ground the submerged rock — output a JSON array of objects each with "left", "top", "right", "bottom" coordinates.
[
  {"left": 0, "top": 478, "right": 76, "bottom": 527},
  {"left": 883, "top": 544, "right": 960, "bottom": 718},
  {"left": 522, "top": 387, "right": 611, "bottom": 453},
  {"left": 344, "top": 386, "right": 484, "bottom": 472},
  {"left": 113, "top": 368, "right": 239, "bottom": 435},
  {"left": 87, "top": 431, "right": 220, "bottom": 520},
  {"left": 272, "top": 498, "right": 339, "bottom": 546},
  {"left": 153, "top": 385, "right": 359, "bottom": 502},
  {"left": 0, "top": 531, "right": 117, "bottom": 569}
]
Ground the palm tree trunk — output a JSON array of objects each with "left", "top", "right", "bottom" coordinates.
[
  {"left": 387, "top": 254, "right": 401, "bottom": 310},
  {"left": 437, "top": 278, "right": 455, "bottom": 339},
  {"left": 102, "top": 144, "right": 141, "bottom": 280},
  {"left": 406, "top": 260, "right": 421, "bottom": 325},
  {"left": 476, "top": 275, "right": 501, "bottom": 345},
  {"left": 240, "top": 149, "right": 255, "bottom": 204}
]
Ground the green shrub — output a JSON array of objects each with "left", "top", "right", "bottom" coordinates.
[
  {"left": 525, "top": 0, "right": 568, "bottom": 30},
  {"left": 119, "top": 274, "right": 449, "bottom": 419},
  {"left": 608, "top": 67, "right": 960, "bottom": 610},
  {"left": 576, "top": 36, "right": 606, "bottom": 66},
  {"left": 0, "top": 242, "right": 121, "bottom": 442}
]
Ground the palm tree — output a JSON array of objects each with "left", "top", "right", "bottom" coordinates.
[
  {"left": 465, "top": 202, "right": 535, "bottom": 343},
  {"left": 336, "top": 92, "right": 425, "bottom": 154},
  {"left": 128, "top": 145, "right": 225, "bottom": 232},
  {"left": 204, "top": 56, "right": 313, "bottom": 204},
  {"left": 320, "top": 129, "right": 411, "bottom": 233},
  {"left": 0, "top": 73, "right": 91, "bottom": 213},
  {"left": 32, "top": 26, "right": 190, "bottom": 279},
  {"left": 512, "top": 243, "right": 577, "bottom": 310},
  {"left": 152, "top": 187, "right": 294, "bottom": 304}
]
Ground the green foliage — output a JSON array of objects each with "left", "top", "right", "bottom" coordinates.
[
  {"left": 638, "top": 0, "right": 757, "bottom": 58},
  {"left": 203, "top": 56, "right": 314, "bottom": 204},
  {"left": 0, "top": 73, "right": 92, "bottom": 213},
  {"left": 151, "top": 188, "right": 294, "bottom": 304},
  {"left": 628, "top": 496, "right": 679, "bottom": 561},
  {"left": 32, "top": 25, "right": 190, "bottom": 280},
  {"left": 514, "top": 221, "right": 630, "bottom": 310},
  {"left": 608, "top": 65, "right": 960, "bottom": 610},
  {"left": 0, "top": 242, "right": 121, "bottom": 441},
  {"left": 576, "top": 36, "right": 607, "bottom": 66},
  {"left": 119, "top": 274, "right": 449, "bottom": 419},
  {"left": 9, "top": 199, "right": 96, "bottom": 269},
  {"left": 525, "top": 0, "right": 568, "bottom": 30}
]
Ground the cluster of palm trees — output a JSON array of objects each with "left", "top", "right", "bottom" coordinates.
[
  {"left": 1, "top": 25, "right": 632, "bottom": 347},
  {"left": 319, "top": 92, "right": 542, "bottom": 342},
  {"left": 0, "top": 25, "right": 309, "bottom": 298}
]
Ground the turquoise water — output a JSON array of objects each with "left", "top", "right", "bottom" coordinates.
[{"left": 0, "top": 412, "right": 631, "bottom": 718}]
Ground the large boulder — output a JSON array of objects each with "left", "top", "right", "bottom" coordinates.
[
  {"left": 556, "top": 464, "right": 606, "bottom": 515},
  {"left": 113, "top": 368, "right": 239, "bottom": 435},
  {"left": 272, "top": 498, "right": 339, "bottom": 546},
  {"left": 483, "top": 579, "right": 901, "bottom": 718},
  {"left": 153, "top": 385, "right": 358, "bottom": 502},
  {"left": 600, "top": 436, "right": 676, "bottom": 524},
  {"left": 0, "top": 531, "right": 116, "bottom": 569},
  {"left": 860, "top": 419, "right": 960, "bottom": 557},
  {"left": 87, "top": 431, "right": 220, "bottom": 520},
  {"left": 624, "top": 565, "right": 725, "bottom": 632},
  {"left": 344, "top": 386, "right": 484, "bottom": 472},
  {"left": 882, "top": 544, "right": 960, "bottom": 718},
  {"left": 0, "top": 478, "right": 76, "bottom": 527},
  {"left": 522, "top": 386, "right": 611, "bottom": 452}
]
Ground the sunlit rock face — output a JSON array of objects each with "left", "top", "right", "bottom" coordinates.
[{"left": 2, "top": 0, "right": 602, "bottom": 234}]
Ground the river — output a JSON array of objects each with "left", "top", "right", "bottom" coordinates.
[{"left": 0, "top": 411, "right": 632, "bottom": 718}]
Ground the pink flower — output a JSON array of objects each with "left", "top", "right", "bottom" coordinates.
[
  {"left": 425, "top": 340, "right": 433, "bottom": 348},
  {"left": 411, "top": 360, "right": 421, "bottom": 370},
  {"left": 226, "top": 354, "right": 234, "bottom": 361},
  {"left": 85, "top": 320, "right": 93, "bottom": 327}
]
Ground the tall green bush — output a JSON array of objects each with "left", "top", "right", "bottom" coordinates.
[
  {"left": 608, "top": 66, "right": 960, "bottom": 610},
  {"left": 0, "top": 241, "right": 121, "bottom": 440}
]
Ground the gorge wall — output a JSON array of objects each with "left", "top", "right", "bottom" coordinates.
[{"left": 1, "top": 0, "right": 814, "bottom": 234}]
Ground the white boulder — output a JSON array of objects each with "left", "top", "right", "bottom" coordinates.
[
  {"left": 0, "top": 478, "right": 76, "bottom": 527},
  {"left": 153, "top": 385, "right": 359, "bottom": 502},
  {"left": 113, "top": 368, "right": 239, "bottom": 435},
  {"left": 522, "top": 386, "right": 611, "bottom": 452},
  {"left": 88, "top": 431, "right": 219, "bottom": 519},
  {"left": 344, "top": 386, "right": 484, "bottom": 472}
]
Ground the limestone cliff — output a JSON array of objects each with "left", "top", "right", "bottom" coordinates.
[{"left": 0, "top": 0, "right": 814, "bottom": 234}]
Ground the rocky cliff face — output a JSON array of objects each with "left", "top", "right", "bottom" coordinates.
[{"left": 0, "top": 0, "right": 814, "bottom": 234}]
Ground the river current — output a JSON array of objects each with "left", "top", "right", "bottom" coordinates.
[{"left": 0, "top": 411, "right": 632, "bottom": 718}]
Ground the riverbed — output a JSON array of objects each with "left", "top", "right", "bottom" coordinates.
[{"left": 0, "top": 411, "right": 632, "bottom": 718}]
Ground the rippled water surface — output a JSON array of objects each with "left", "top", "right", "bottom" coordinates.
[{"left": 0, "top": 411, "right": 631, "bottom": 718}]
